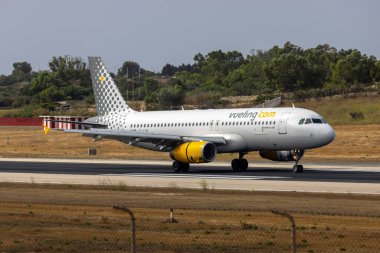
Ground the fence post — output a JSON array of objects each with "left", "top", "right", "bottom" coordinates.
[
  {"left": 272, "top": 210, "right": 296, "bottom": 253},
  {"left": 113, "top": 206, "right": 136, "bottom": 253}
]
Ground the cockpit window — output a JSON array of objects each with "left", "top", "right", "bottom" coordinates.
[
  {"left": 312, "top": 118, "right": 323, "bottom": 124},
  {"left": 304, "top": 118, "right": 312, "bottom": 124},
  {"left": 321, "top": 118, "right": 327, "bottom": 124},
  {"left": 298, "top": 119, "right": 305, "bottom": 125}
]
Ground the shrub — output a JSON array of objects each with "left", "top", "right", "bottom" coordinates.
[{"left": 349, "top": 112, "right": 364, "bottom": 119}]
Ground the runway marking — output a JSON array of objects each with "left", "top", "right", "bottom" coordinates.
[{"left": 100, "top": 173, "right": 290, "bottom": 180}]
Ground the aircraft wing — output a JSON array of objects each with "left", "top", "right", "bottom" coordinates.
[{"left": 64, "top": 128, "right": 227, "bottom": 144}]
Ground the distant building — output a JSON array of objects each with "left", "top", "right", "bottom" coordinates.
[{"left": 39, "top": 116, "right": 88, "bottom": 130}]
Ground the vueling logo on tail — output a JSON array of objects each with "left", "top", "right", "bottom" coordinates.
[{"left": 99, "top": 75, "right": 105, "bottom": 84}]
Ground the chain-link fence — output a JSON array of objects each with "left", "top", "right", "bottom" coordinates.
[{"left": 0, "top": 204, "right": 379, "bottom": 252}]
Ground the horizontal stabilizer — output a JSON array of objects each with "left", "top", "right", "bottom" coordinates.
[{"left": 44, "top": 119, "right": 107, "bottom": 128}]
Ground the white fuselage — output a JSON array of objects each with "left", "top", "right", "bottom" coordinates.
[{"left": 97, "top": 107, "right": 335, "bottom": 153}]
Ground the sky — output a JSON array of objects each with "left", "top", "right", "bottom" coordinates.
[{"left": 0, "top": 0, "right": 379, "bottom": 74}]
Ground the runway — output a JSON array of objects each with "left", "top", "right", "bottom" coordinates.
[{"left": 0, "top": 158, "right": 379, "bottom": 194}]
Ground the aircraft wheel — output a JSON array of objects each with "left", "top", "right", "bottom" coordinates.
[
  {"left": 231, "top": 159, "right": 240, "bottom": 171},
  {"left": 239, "top": 159, "right": 248, "bottom": 171},
  {"left": 172, "top": 161, "right": 181, "bottom": 173},
  {"left": 172, "top": 161, "right": 190, "bottom": 173},
  {"left": 293, "top": 165, "right": 304, "bottom": 173},
  {"left": 181, "top": 163, "right": 190, "bottom": 172}
]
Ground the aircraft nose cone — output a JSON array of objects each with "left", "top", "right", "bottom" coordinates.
[{"left": 320, "top": 125, "right": 336, "bottom": 145}]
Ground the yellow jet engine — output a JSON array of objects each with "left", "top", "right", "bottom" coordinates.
[{"left": 170, "top": 141, "right": 216, "bottom": 163}]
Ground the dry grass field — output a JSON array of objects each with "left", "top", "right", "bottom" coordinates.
[
  {"left": 0, "top": 125, "right": 379, "bottom": 162},
  {"left": 0, "top": 184, "right": 379, "bottom": 252}
]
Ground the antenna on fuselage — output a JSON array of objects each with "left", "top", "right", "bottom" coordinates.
[{"left": 292, "top": 103, "right": 295, "bottom": 108}]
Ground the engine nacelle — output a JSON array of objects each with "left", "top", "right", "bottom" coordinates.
[
  {"left": 170, "top": 141, "right": 216, "bottom": 163},
  {"left": 259, "top": 150, "right": 304, "bottom": 162}
]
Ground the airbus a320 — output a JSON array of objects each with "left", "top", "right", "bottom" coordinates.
[{"left": 46, "top": 57, "right": 335, "bottom": 173}]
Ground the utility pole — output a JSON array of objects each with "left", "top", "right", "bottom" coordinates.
[{"left": 138, "top": 67, "right": 141, "bottom": 100}]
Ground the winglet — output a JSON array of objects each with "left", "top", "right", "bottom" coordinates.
[{"left": 43, "top": 125, "right": 51, "bottom": 135}]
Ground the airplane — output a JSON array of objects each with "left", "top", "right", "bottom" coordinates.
[{"left": 46, "top": 57, "right": 336, "bottom": 173}]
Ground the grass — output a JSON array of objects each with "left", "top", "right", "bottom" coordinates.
[{"left": 0, "top": 183, "right": 379, "bottom": 252}]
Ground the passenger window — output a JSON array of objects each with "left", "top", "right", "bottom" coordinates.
[
  {"left": 299, "top": 119, "right": 305, "bottom": 125},
  {"left": 305, "top": 118, "right": 312, "bottom": 124}
]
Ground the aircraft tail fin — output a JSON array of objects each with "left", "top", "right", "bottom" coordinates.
[{"left": 88, "top": 57, "right": 135, "bottom": 116}]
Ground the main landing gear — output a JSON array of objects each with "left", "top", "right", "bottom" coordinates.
[
  {"left": 172, "top": 161, "right": 190, "bottom": 173},
  {"left": 231, "top": 152, "right": 248, "bottom": 171}
]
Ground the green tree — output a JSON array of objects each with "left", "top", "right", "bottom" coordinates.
[
  {"left": 22, "top": 56, "right": 91, "bottom": 104},
  {"left": 371, "top": 61, "right": 380, "bottom": 81},
  {"left": 143, "top": 78, "right": 160, "bottom": 104},
  {"left": 161, "top": 64, "right": 178, "bottom": 76},
  {"left": 157, "top": 85, "right": 185, "bottom": 108},
  {"left": 117, "top": 61, "right": 141, "bottom": 78},
  {"left": 13, "top": 62, "right": 32, "bottom": 74},
  {"left": 11, "top": 61, "right": 33, "bottom": 82}
]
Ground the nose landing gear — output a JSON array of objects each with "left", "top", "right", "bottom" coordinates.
[
  {"left": 293, "top": 164, "right": 304, "bottom": 173},
  {"left": 231, "top": 152, "right": 248, "bottom": 171},
  {"left": 292, "top": 149, "right": 304, "bottom": 173}
]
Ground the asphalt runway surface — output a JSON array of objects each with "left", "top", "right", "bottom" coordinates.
[
  {"left": 0, "top": 160, "right": 379, "bottom": 183},
  {"left": 0, "top": 158, "right": 379, "bottom": 193}
]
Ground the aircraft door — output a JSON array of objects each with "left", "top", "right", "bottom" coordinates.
[
  {"left": 278, "top": 112, "right": 291, "bottom": 134},
  {"left": 215, "top": 120, "right": 220, "bottom": 131},
  {"left": 209, "top": 120, "right": 214, "bottom": 131}
]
